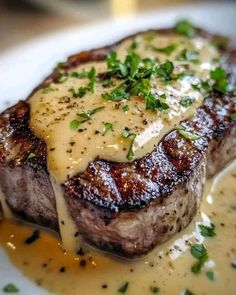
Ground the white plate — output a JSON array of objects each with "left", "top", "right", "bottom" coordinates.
[{"left": 0, "top": 2, "right": 236, "bottom": 294}]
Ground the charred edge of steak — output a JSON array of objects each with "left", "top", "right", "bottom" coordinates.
[{"left": 0, "top": 101, "right": 58, "bottom": 230}]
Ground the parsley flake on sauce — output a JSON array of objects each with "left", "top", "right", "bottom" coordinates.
[
  {"left": 175, "top": 20, "right": 195, "bottom": 37},
  {"left": 2, "top": 284, "right": 19, "bottom": 293},
  {"left": 206, "top": 271, "right": 215, "bottom": 281},
  {"left": 190, "top": 243, "right": 209, "bottom": 274},
  {"left": 42, "top": 86, "right": 58, "bottom": 94},
  {"left": 179, "top": 97, "right": 193, "bottom": 107},
  {"left": 118, "top": 282, "right": 129, "bottom": 293},
  {"left": 210, "top": 67, "right": 229, "bottom": 93},
  {"left": 146, "top": 43, "right": 177, "bottom": 55},
  {"left": 69, "top": 87, "right": 87, "bottom": 98},
  {"left": 122, "top": 129, "right": 136, "bottom": 160},
  {"left": 70, "top": 107, "right": 105, "bottom": 129},
  {"left": 58, "top": 75, "right": 68, "bottom": 83},
  {"left": 102, "top": 122, "right": 114, "bottom": 135},
  {"left": 199, "top": 223, "right": 216, "bottom": 237}
]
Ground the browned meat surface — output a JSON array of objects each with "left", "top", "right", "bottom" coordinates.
[{"left": 0, "top": 28, "right": 235, "bottom": 257}]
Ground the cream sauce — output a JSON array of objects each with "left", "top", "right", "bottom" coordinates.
[
  {"left": 29, "top": 33, "right": 219, "bottom": 183},
  {"left": 0, "top": 161, "right": 235, "bottom": 295}
]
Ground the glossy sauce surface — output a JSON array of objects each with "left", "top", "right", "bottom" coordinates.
[
  {"left": 0, "top": 162, "right": 235, "bottom": 295},
  {"left": 29, "top": 33, "right": 219, "bottom": 183}
]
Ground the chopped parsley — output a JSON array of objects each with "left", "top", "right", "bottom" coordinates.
[
  {"left": 2, "top": 284, "right": 19, "bottom": 293},
  {"left": 88, "top": 67, "right": 96, "bottom": 93},
  {"left": 102, "top": 84, "right": 129, "bottom": 101},
  {"left": 102, "top": 51, "right": 172, "bottom": 111},
  {"left": 42, "top": 86, "right": 57, "bottom": 94},
  {"left": 179, "top": 97, "right": 193, "bottom": 107},
  {"left": 101, "top": 79, "right": 113, "bottom": 88},
  {"left": 177, "top": 49, "right": 199, "bottom": 63},
  {"left": 146, "top": 43, "right": 177, "bottom": 55},
  {"left": 122, "top": 105, "right": 129, "bottom": 112},
  {"left": 70, "top": 106, "right": 105, "bottom": 129},
  {"left": 58, "top": 74, "right": 68, "bottom": 83},
  {"left": 206, "top": 271, "right": 215, "bottom": 281},
  {"left": 190, "top": 243, "right": 209, "bottom": 274},
  {"left": 201, "top": 80, "right": 211, "bottom": 91},
  {"left": 175, "top": 20, "right": 195, "bottom": 37},
  {"left": 70, "top": 70, "right": 90, "bottom": 79},
  {"left": 199, "top": 223, "right": 216, "bottom": 237},
  {"left": 69, "top": 87, "right": 87, "bottom": 98},
  {"left": 27, "top": 152, "right": 36, "bottom": 160},
  {"left": 156, "top": 60, "right": 174, "bottom": 81},
  {"left": 178, "top": 125, "right": 200, "bottom": 141},
  {"left": 56, "top": 61, "right": 67, "bottom": 69},
  {"left": 150, "top": 286, "right": 160, "bottom": 293},
  {"left": 130, "top": 37, "right": 140, "bottom": 50},
  {"left": 24, "top": 230, "right": 40, "bottom": 244},
  {"left": 230, "top": 113, "right": 236, "bottom": 120},
  {"left": 118, "top": 282, "right": 129, "bottom": 293},
  {"left": 210, "top": 67, "right": 229, "bottom": 93},
  {"left": 122, "top": 129, "right": 136, "bottom": 160},
  {"left": 70, "top": 120, "right": 80, "bottom": 130},
  {"left": 103, "top": 122, "right": 113, "bottom": 135}
]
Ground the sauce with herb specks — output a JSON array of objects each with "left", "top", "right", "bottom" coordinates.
[{"left": 0, "top": 161, "right": 235, "bottom": 295}]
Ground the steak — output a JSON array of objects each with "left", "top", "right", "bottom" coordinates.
[{"left": 0, "top": 27, "right": 235, "bottom": 258}]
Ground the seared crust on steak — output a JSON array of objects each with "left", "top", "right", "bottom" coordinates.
[{"left": 0, "top": 28, "right": 235, "bottom": 257}]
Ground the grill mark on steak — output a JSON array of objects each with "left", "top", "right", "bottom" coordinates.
[{"left": 0, "top": 28, "right": 235, "bottom": 257}]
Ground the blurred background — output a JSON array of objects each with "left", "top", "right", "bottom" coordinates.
[{"left": 0, "top": 0, "right": 234, "bottom": 53}]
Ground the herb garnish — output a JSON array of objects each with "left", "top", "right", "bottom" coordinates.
[
  {"left": 210, "top": 67, "right": 229, "bottom": 93},
  {"left": 122, "top": 105, "right": 129, "bottom": 112},
  {"left": 88, "top": 67, "right": 96, "bottom": 93},
  {"left": 70, "top": 106, "right": 105, "bottom": 129},
  {"left": 70, "top": 70, "right": 89, "bottom": 79},
  {"left": 146, "top": 43, "right": 177, "bottom": 55},
  {"left": 69, "top": 87, "right": 87, "bottom": 98},
  {"left": 102, "top": 51, "right": 172, "bottom": 111},
  {"left": 122, "top": 129, "right": 136, "bottom": 160},
  {"left": 102, "top": 84, "right": 129, "bottom": 101},
  {"left": 27, "top": 152, "right": 36, "bottom": 160},
  {"left": 118, "top": 282, "right": 129, "bottom": 293},
  {"left": 231, "top": 113, "right": 236, "bottom": 120},
  {"left": 101, "top": 79, "right": 113, "bottom": 88},
  {"left": 103, "top": 122, "right": 113, "bottom": 135},
  {"left": 175, "top": 20, "right": 195, "bottom": 37},
  {"left": 130, "top": 37, "right": 140, "bottom": 50},
  {"left": 42, "top": 86, "right": 57, "bottom": 94},
  {"left": 58, "top": 75, "right": 68, "bottom": 83},
  {"left": 24, "top": 230, "right": 40, "bottom": 244},
  {"left": 190, "top": 243, "right": 209, "bottom": 274},
  {"left": 180, "top": 97, "right": 193, "bottom": 107},
  {"left": 2, "top": 284, "right": 19, "bottom": 293},
  {"left": 150, "top": 286, "right": 160, "bottom": 293},
  {"left": 178, "top": 125, "right": 200, "bottom": 141},
  {"left": 177, "top": 49, "right": 199, "bottom": 63},
  {"left": 206, "top": 271, "right": 215, "bottom": 281},
  {"left": 199, "top": 223, "right": 216, "bottom": 237}
]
